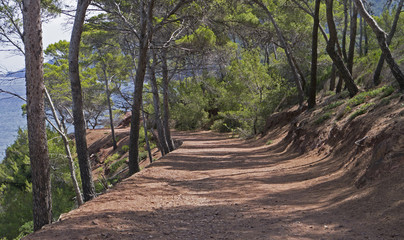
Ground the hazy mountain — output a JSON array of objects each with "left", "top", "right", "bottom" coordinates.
[{"left": 5, "top": 70, "right": 25, "bottom": 78}]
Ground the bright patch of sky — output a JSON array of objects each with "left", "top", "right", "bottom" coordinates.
[{"left": 0, "top": 1, "right": 76, "bottom": 72}]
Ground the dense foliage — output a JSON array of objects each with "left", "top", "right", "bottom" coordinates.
[{"left": 0, "top": 129, "right": 78, "bottom": 239}]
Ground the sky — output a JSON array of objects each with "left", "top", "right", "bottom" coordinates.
[{"left": 0, "top": 5, "right": 74, "bottom": 73}]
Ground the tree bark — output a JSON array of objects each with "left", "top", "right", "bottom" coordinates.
[
  {"left": 69, "top": 0, "right": 95, "bottom": 202},
  {"left": 354, "top": 0, "right": 404, "bottom": 90},
  {"left": 149, "top": 52, "right": 169, "bottom": 155},
  {"left": 325, "top": 0, "right": 358, "bottom": 97},
  {"left": 291, "top": 55, "right": 307, "bottom": 91},
  {"left": 373, "top": 0, "right": 403, "bottom": 86},
  {"left": 342, "top": 0, "right": 349, "bottom": 61},
  {"left": 141, "top": 101, "right": 153, "bottom": 163},
  {"left": 161, "top": 51, "right": 175, "bottom": 151},
  {"left": 364, "top": 20, "right": 368, "bottom": 55},
  {"left": 252, "top": 0, "right": 304, "bottom": 106},
  {"left": 308, "top": 0, "right": 321, "bottom": 109},
  {"left": 336, "top": 73, "right": 344, "bottom": 93},
  {"left": 22, "top": 0, "right": 52, "bottom": 231},
  {"left": 347, "top": 2, "right": 358, "bottom": 74},
  {"left": 359, "top": 16, "right": 363, "bottom": 56},
  {"left": 103, "top": 69, "right": 117, "bottom": 150},
  {"left": 128, "top": 0, "right": 155, "bottom": 175},
  {"left": 329, "top": 64, "right": 336, "bottom": 91}
]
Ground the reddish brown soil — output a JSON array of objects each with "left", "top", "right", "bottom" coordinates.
[{"left": 25, "top": 129, "right": 403, "bottom": 240}]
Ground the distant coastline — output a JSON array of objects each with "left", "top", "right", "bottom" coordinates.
[
  {"left": 0, "top": 76, "right": 26, "bottom": 162},
  {"left": 0, "top": 69, "right": 25, "bottom": 78}
]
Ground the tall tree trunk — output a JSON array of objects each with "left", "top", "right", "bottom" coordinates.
[
  {"left": 342, "top": 0, "right": 349, "bottom": 61},
  {"left": 103, "top": 69, "right": 117, "bottom": 150},
  {"left": 272, "top": 43, "right": 278, "bottom": 60},
  {"left": 149, "top": 52, "right": 169, "bottom": 155},
  {"left": 161, "top": 51, "right": 175, "bottom": 151},
  {"left": 329, "top": 64, "right": 337, "bottom": 91},
  {"left": 252, "top": 0, "right": 304, "bottom": 106},
  {"left": 364, "top": 21, "right": 368, "bottom": 55},
  {"left": 69, "top": 0, "right": 95, "bottom": 202},
  {"left": 347, "top": 2, "right": 358, "bottom": 74},
  {"left": 308, "top": 0, "right": 321, "bottom": 109},
  {"left": 325, "top": 0, "right": 359, "bottom": 97},
  {"left": 291, "top": 55, "right": 307, "bottom": 91},
  {"left": 141, "top": 101, "right": 153, "bottom": 163},
  {"left": 45, "top": 88, "right": 84, "bottom": 206},
  {"left": 22, "top": 0, "right": 52, "bottom": 231},
  {"left": 336, "top": 73, "right": 344, "bottom": 94},
  {"left": 373, "top": 0, "right": 403, "bottom": 86},
  {"left": 128, "top": 0, "right": 155, "bottom": 175},
  {"left": 354, "top": 0, "right": 404, "bottom": 89},
  {"left": 359, "top": 16, "right": 363, "bottom": 56}
]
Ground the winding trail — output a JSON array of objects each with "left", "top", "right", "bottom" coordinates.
[{"left": 26, "top": 131, "right": 403, "bottom": 240}]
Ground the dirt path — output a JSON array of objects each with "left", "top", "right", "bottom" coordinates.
[{"left": 26, "top": 131, "right": 403, "bottom": 240}]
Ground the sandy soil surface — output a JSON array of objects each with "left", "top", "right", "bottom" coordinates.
[{"left": 25, "top": 131, "right": 403, "bottom": 240}]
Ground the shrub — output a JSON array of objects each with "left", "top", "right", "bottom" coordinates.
[
  {"left": 315, "top": 112, "right": 333, "bottom": 125},
  {"left": 94, "top": 180, "right": 105, "bottom": 193},
  {"left": 324, "top": 100, "right": 344, "bottom": 111},
  {"left": 104, "top": 153, "right": 120, "bottom": 165},
  {"left": 121, "top": 145, "right": 129, "bottom": 153},
  {"left": 339, "top": 90, "right": 350, "bottom": 99},
  {"left": 139, "top": 151, "right": 148, "bottom": 161},
  {"left": 172, "top": 101, "right": 209, "bottom": 130},
  {"left": 349, "top": 103, "right": 375, "bottom": 120},
  {"left": 211, "top": 115, "right": 242, "bottom": 133},
  {"left": 379, "top": 85, "right": 394, "bottom": 98},
  {"left": 109, "top": 159, "right": 126, "bottom": 174},
  {"left": 324, "top": 91, "right": 336, "bottom": 97},
  {"left": 346, "top": 92, "right": 368, "bottom": 107}
]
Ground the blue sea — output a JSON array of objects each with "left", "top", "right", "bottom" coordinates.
[{"left": 0, "top": 77, "right": 26, "bottom": 162}]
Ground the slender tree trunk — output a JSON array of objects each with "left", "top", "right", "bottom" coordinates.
[
  {"left": 336, "top": 74, "right": 344, "bottom": 93},
  {"left": 22, "top": 0, "right": 52, "bottom": 231},
  {"left": 330, "top": 64, "right": 337, "bottom": 91},
  {"left": 103, "top": 69, "right": 117, "bottom": 150},
  {"left": 45, "top": 88, "right": 84, "bottom": 206},
  {"left": 359, "top": 16, "right": 363, "bottom": 56},
  {"left": 141, "top": 101, "right": 153, "bottom": 163},
  {"left": 347, "top": 2, "right": 358, "bottom": 74},
  {"left": 308, "top": 0, "right": 321, "bottom": 109},
  {"left": 342, "top": 0, "right": 349, "bottom": 61},
  {"left": 252, "top": 0, "right": 304, "bottom": 106},
  {"left": 149, "top": 53, "right": 169, "bottom": 155},
  {"left": 373, "top": 0, "right": 403, "bottom": 86},
  {"left": 325, "top": 0, "right": 359, "bottom": 97},
  {"left": 69, "top": 0, "right": 95, "bottom": 202},
  {"left": 128, "top": 0, "right": 155, "bottom": 175},
  {"left": 354, "top": 0, "right": 404, "bottom": 90},
  {"left": 161, "top": 51, "right": 175, "bottom": 151},
  {"left": 364, "top": 21, "right": 368, "bottom": 55},
  {"left": 291, "top": 55, "right": 307, "bottom": 91},
  {"left": 264, "top": 45, "right": 270, "bottom": 65},
  {"left": 272, "top": 43, "right": 278, "bottom": 60}
]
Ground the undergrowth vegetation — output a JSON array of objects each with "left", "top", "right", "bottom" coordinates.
[{"left": 0, "top": 130, "right": 79, "bottom": 239}]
